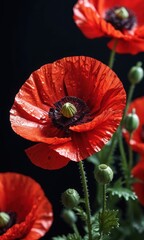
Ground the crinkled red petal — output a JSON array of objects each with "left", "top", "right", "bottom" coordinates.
[
  {"left": 10, "top": 73, "right": 71, "bottom": 144},
  {"left": 73, "top": 0, "right": 104, "bottom": 38},
  {"left": 132, "top": 157, "right": 144, "bottom": 205},
  {"left": 108, "top": 36, "right": 144, "bottom": 54},
  {"left": 52, "top": 110, "right": 121, "bottom": 162},
  {"left": 0, "top": 173, "right": 53, "bottom": 239},
  {"left": 25, "top": 143, "right": 70, "bottom": 170}
]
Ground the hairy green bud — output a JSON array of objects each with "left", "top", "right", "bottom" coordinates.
[
  {"left": 128, "top": 62, "right": 144, "bottom": 84},
  {"left": 61, "top": 188, "right": 80, "bottom": 209},
  {"left": 124, "top": 108, "right": 139, "bottom": 133},
  {"left": 94, "top": 164, "right": 113, "bottom": 184}
]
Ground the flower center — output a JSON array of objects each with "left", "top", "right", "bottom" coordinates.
[
  {"left": 104, "top": 6, "right": 137, "bottom": 31},
  {"left": 141, "top": 125, "right": 144, "bottom": 142},
  {"left": 0, "top": 212, "right": 17, "bottom": 235},
  {"left": 49, "top": 96, "right": 92, "bottom": 133}
]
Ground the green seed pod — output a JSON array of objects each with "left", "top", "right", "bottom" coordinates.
[
  {"left": 61, "top": 209, "right": 77, "bottom": 225},
  {"left": 128, "top": 62, "right": 144, "bottom": 84},
  {"left": 94, "top": 164, "right": 113, "bottom": 184},
  {"left": 61, "top": 102, "right": 77, "bottom": 118},
  {"left": 124, "top": 108, "right": 139, "bottom": 133},
  {"left": 61, "top": 188, "right": 80, "bottom": 209},
  {"left": 115, "top": 7, "right": 129, "bottom": 19},
  {"left": 0, "top": 212, "right": 10, "bottom": 228}
]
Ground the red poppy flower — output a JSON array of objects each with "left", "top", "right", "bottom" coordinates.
[
  {"left": 132, "top": 155, "right": 144, "bottom": 205},
  {"left": 0, "top": 172, "right": 53, "bottom": 239},
  {"left": 123, "top": 96, "right": 144, "bottom": 154},
  {"left": 73, "top": 0, "right": 144, "bottom": 54},
  {"left": 10, "top": 56, "right": 126, "bottom": 170}
]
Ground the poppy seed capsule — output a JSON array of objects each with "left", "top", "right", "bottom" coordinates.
[
  {"left": 61, "top": 209, "right": 77, "bottom": 225},
  {"left": 61, "top": 188, "right": 80, "bottom": 209},
  {"left": 0, "top": 212, "right": 10, "bottom": 228},
  {"left": 128, "top": 62, "right": 144, "bottom": 84},
  {"left": 124, "top": 108, "right": 139, "bottom": 133},
  {"left": 94, "top": 164, "right": 113, "bottom": 184},
  {"left": 115, "top": 7, "right": 129, "bottom": 19},
  {"left": 61, "top": 102, "right": 77, "bottom": 118}
]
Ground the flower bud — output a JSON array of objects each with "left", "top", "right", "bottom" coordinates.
[
  {"left": 0, "top": 212, "right": 10, "bottom": 228},
  {"left": 61, "top": 188, "right": 80, "bottom": 209},
  {"left": 124, "top": 108, "right": 139, "bottom": 133},
  {"left": 128, "top": 62, "right": 144, "bottom": 84},
  {"left": 94, "top": 164, "right": 113, "bottom": 184},
  {"left": 61, "top": 209, "right": 77, "bottom": 225}
]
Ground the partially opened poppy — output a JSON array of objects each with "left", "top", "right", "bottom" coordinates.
[
  {"left": 73, "top": 0, "right": 144, "bottom": 54},
  {"left": 123, "top": 96, "right": 144, "bottom": 154},
  {"left": 10, "top": 56, "right": 126, "bottom": 170},
  {"left": 132, "top": 155, "right": 144, "bottom": 206},
  {"left": 0, "top": 172, "right": 53, "bottom": 239}
]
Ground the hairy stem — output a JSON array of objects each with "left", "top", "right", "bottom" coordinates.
[{"left": 78, "top": 161, "right": 92, "bottom": 240}]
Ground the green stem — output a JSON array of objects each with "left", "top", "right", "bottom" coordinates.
[
  {"left": 72, "top": 223, "right": 80, "bottom": 238},
  {"left": 123, "top": 84, "right": 135, "bottom": 120},
  {"left": 127, "top": 133, "right": 133, "bottom": 189},
  {"left": 102, "top": 184, "right": 107, "bottom": 213},
  {"left": 108, "top": 39, "right": 118, "bottom": 69},
  {"left": 99, "top": 184, "right": 107, "bottom": 240},
  {"left": 128, "top": 134, "right": 133, "bottom": 171},
  {"left": 106, "top": 38, "right": 119, "bottom": 163},
  {"left": 117, "top": 127, "right": 129, "bottom": 185},
  {"left": 107, "top": 131, "right": 118, "bottom": 165},
  {"left": 78, "top": 161, "right": 92, "bottom": 240},
  {"left": 107, "top": 76, "right": 135, "bottom": 167}
]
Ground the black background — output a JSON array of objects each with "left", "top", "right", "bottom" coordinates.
[{"left": 1, "top": 0, "right": 144, "bottom": 239}]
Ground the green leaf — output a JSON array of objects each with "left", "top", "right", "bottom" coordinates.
[
  {"left": 99, "top": 209, "right": 119, "bottom": 235},
  {"left": 52, "top": 236, "right": 67, "bottom": 240},
  {"left": 52, "top": 233, "right": 82, "bottom": 240},
  {"left": 108, "top": 179, "right": 137, "bottom": 201}
]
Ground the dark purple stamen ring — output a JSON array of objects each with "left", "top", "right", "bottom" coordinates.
[{"left": 49, "top": 96, "right": 92, "bottom": 133}]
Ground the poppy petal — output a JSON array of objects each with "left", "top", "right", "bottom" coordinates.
[
  {"left": 52, "top": 109, "right": 121, "bottom": 162},
  {"left": 25, "top": 143, "right": 70, "bottom": 170},
  {"left": 132, "top": 157, "right": 144, "bottom": 205},
  {"left": 10, "top": 82, "right": 71, "bottom": 144},
  {"left": 51, "top": 132, "right": 94, "bottom": 161},
  {"left": 0, "top": 173, "right": 53, "bottom": 239},
  {"left": 108, "top": 37, "right": 144, "bottom": 54},
  {"left": 70, "top": 109, "right": 123, "bottom": 132}
]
